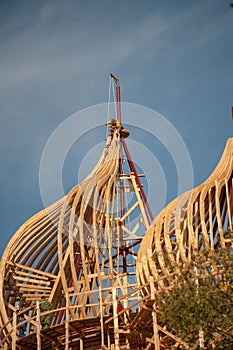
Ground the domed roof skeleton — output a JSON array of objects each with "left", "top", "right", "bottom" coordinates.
[
  {"left": 0, "top": 74, "right": 154, "bottom": 349},
  {"left": 137, "top": 138, "right": 233, "bottom": 296},
  {"left": 1, "top": 77, "right": 233, "bottom": 349}
]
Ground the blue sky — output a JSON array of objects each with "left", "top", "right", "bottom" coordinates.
[{"left": 0, "top": 0, "right": 233, "bottom": 257}]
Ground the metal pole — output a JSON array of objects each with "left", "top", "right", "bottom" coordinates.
[
  {"left": 122, "top": 138, "right": 153, "bottom": 223},
  {"left": 110, "top": 73, "right": 127, "bottom": 273},
  {"left": 109, "top": 73, "right": 121, "bottom": 123}
]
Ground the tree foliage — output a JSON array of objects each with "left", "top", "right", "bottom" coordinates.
[{"left": 156, "top": 249, "right": 233, "bottom": 349}]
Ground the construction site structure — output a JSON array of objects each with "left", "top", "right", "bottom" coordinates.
[
  {"left": 137, "top": 137, "right": 233, "bottom": 297},
  {"left": 0, "top": 75, "right": 233, "bottom": 349},
  {"left": 0, "top": 74, "right": 154, "bottom": 350}
]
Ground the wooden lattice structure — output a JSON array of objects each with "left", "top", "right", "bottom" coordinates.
[
  {"left": 1, "top": 74, "right": 233, "bottom": 349},
  {"left": 0, "top": 75, "right": 155, "bottom": 350},
  {"left": 137, "top": 138, "right": 233, "bottom": 296}
]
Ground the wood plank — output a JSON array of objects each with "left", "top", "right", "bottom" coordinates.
[
  {"left": 13, "top": 262, "right": 56, "bottom": 279},
  {"left": 13, "top": 275, "right": 51, "bottom": 286},
  {"left": 14, "top": 270, "right": 49, "bottom": 281}
]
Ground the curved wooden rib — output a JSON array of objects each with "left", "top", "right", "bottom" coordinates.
[{"left": 137, "top": 138, "right": 233, "bottom": 294}]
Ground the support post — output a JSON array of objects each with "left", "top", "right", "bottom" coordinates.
[
  {"left": 65, "top": 292, "right": 69, "bottom": 350},
  {"left": 149, "top": 276, "right": 160, "bottom": 350},
  {"left": 194, "top": 266, "right": 205, "bottom": 349},
  {"left": 123, "top": 275, "right": 130, "bottom": 349},
  {"left": 12, "top": 310, "right": 17, "bottom": 350},
  {"left": 36, "top": 300, "right": 41, "bottom": 350},
  {"left": 107, "top": 329, "right": 111, "bottom": 349},
  {"left": 80, "top": 337, "right": 83, "bottom": 350},
  {"left": 99, "top": 286, "right": 105, "bottom": 348},
  {"left": 199, "top": 327, "right": 205, "bottom": 349},
  {"left": 112, "top": 287, "right": 120, "bottom": 350}
]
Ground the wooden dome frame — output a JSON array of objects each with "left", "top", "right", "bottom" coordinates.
[
  {"left": 1, "top": 73, "right": 232, "bottom": 349},
  {"left": 137, "top": 138, "right": 233, "bottom": 296},
  {"left": 0, "top": 76, "right": 155, "bottom": 350}
]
